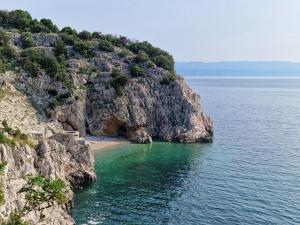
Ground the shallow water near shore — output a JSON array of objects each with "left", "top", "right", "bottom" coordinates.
[{"left": 72, "top": 76, "right": 300, "bottom": 225}]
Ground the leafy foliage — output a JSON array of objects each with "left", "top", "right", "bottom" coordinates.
[
  {"left": 98, "top": 40, "right": 114, "bottom": 52},
  {"left": 161, "top": 72, "right": 176, "bottom": 85},
  {"left": 130, "top": 64, "right": 145, "bottom": 77},
  {"left": 0, "top": 29, "right": 9, "bottom": 47},
  {"left": 50, "top": 92, "right": 71, "bottom": 108},
  {"left": 133, "top": 51, "right": 149, "bottom": 63},
  {"left": 1, "top": 175, "right": 68, "bottom": 225},
  {"left": 20, "top": 32, "right": 35, "bottom": 48},
  {"left": 74, "top": 41, "right": 94, "bottom": 58},
  {"left": 1, "top": 211, "right": 28, "bottom": 225},
  {"left": 109, "top": 69, "right": 128, "bottom": 96},
  {"left": 20, "top": 48, "right": 61, "bottom": 77},
  {"left": 78, "top": 30, "right": 92, "bottom": 40},
  {"left": 53, "top": 40, "right": 68, "bottom": 60},
  {"left": 60, "top": 26, "right": 77, "bottom": 36}
]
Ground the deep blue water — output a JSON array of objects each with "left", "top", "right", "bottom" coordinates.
[{"left": 73, "top": 76, "right": 300, "bottom": 225}]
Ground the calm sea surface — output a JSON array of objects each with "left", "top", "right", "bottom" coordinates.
[{"left": 73, "top": 76, "right": 300, "bottom": 225}]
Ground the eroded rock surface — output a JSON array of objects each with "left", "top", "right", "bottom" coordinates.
[{"left": 0, "top": 134, "right": 96, "bottom": 225}]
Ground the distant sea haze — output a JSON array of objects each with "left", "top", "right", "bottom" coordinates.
[{"left": 175, "top": 61, "right": 300, "bottom": 76}]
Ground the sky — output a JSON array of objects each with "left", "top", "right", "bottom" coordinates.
[{"left": 1, "top": 0, "right": 300, "bottom": 62}]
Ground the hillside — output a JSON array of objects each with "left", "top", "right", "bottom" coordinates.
[{"left": 0, "top": 10, "right": 213, "bottom": 143}]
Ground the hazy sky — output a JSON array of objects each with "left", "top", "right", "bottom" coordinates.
[{"left": 1, "top": 0, "right": 300, "bottom": 62}]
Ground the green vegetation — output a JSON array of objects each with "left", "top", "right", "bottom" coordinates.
[
  {"left": 133, "top": 51, "right": 149, "bottom": 63},
  {"left": 78, "top": 30, "right": 92, "bottom": 40},
  {"left": 19, "top": 48, "right": 60, "bottom": 77},
  {"left": 73, "top": 40, "right": 94, "bottom": 58},
  {"left": 0, "top": 29, "right": 9, "bottom": 46},
  {"left": 1, "top": 175, "right": 68, "bottom": 225},
  {"left": 0, "top": 121, "right": 34, "bottom": 148},
  {"left": 53, "top": 40, "right": 68, "bottom": 60},
  {"left": 0, "top": 9, "right": 177, "bottom": 95},
  {"left": 0, "top": 44, "right": 17, "bottom": 60},
  {"left": 160, "top": 72, "right": 176, "bottom": 85},
  {"left": 98, "top": 39, "right": 114, "bottom": 52},
  {"left": 0, "top": 162, "right": 7, "bottom": 206},
  {"left": 0, "top": 10, "right": 58, "bottom": 33},
  {"left": 50, "top": 92, "right": 71, "bottom": 108},
  {"left": 130, "top": 64, "right": 145, "bottom": 77},
  {"left": 118, "top": 49, "right": 130, "bottom": 58},
  {"left": 109, "top": 69, "right": 129, "bottom": 96},
  {"left": 20, "top": 32, "right": 35, "bottom": 48},
  {"left": 61, "top": 26, "right": 77, "bottom": 36},
  {"left": 59, "top": 33, "right": 76, "bottom": 46}
]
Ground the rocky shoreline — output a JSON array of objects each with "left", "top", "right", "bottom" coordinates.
[{"left": 0, "top": 9, "right": 213, "bottom": 224}]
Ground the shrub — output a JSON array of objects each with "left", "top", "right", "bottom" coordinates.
[
  {"left": 61, "top": 26, "right": 77, "bottom": 36},
  {"left": 18, "top": 58, "right": 40, "bottom": 77},
  {"left": 118, "top": 49, "right": 130, "bottom": 58},
  {"left": 92, "top": 32, "right": 101, "bottom": 38},
  {"left": 0, "top": 131, "right": 15, "bottom": 147},
  {"left": 109, "top": 69, "right": 128, "bottom": 96},
  {"left": 20, "top": 32, "right": 35, "bottom": 48},
  {"left": 20, "top": 48, "right": 60, "bottom": 77},
  {"left": 0, "top": 11, "right": 9, "bottom": 28},
  {"left": 74, "top": 41, "right": 94, "bottom": 58},
  {"left": 0, "top": 60, "right": 6, "bottom": 73},
  {"left": 60, "top": 33, "right": 76, "bottom": 46},
  {"left": 50, "top": 92, "right": 71, "bottom": 108},
  {"left": 8, "top": 10, "right": 32, "bottom": 30},
  {"left": 30, "top": 19, "right": 50, "bottom": 33},
  {"left": 0, "top": 45, "right": 17, "bottom": 60},
  {"left": 98, "top": 40, "right": 114, "bottom": 52},
  {"left": 0, "top": 29, "right": 9, "bottom": 47},
  {"left": 152, "top": 54, "right": 174, "bottom": 71},
  {"left": 78, "top": 30, "right": 92, "bottom": 40},
  {"left": 2, "top": 175, "right": 68, "bottom": 225},
  {"left": 161, "top": 72, "right": 176, "bottom": 85},
  {"left": 130, "top": 64, "right": 145, "bottom": 77},
  {"left": 54, "top": 40, "right": 68, "bottom": 59},
  {"left": 133, "top": 51, "right": 149, "bottom": 63},
  {"left": 39, "top": 18, "right": 59, "bottom": 33}
]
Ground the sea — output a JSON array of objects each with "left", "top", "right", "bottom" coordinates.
[{"left": 72, "top": 75, "right": 300, "bottom": 225}]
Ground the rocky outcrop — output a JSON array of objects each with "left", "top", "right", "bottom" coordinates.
[
  {"left": 8, "top": 33, "right": 213, "bottom": 144},
  {"left": 0, "top": 134, "right": 96, "bottom": 225}
]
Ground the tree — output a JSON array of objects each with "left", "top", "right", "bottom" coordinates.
[
  {"left": 39, "top": 19, "right": 59, "bottom": 33},
  {"left": 1, "top": 175, "right": 68, "bottom": 225},
  {"left": 78, "top": 31, "right": 92, "bottom": 40},
  {"left": 8, "top": 10, "right": 32, "bottom": 30}
]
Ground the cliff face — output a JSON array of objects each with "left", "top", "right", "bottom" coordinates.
[
  {"left": 5, "top": 32, "right": 213, "bottom": 143},
  {"left": 0, "top": 133, "right": 95, "bottom": 225}
]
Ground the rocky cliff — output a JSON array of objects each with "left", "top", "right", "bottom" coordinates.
[
  {"left": 0, "top": 29, "right": 213, "bottom": 144},
  {"left": 0, "top": 9, "right": 213, "bottom": 225},
  {"left": 0, "top": 133, "right": 95, "bottom": 225}
]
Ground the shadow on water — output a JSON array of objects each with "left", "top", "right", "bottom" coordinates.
[{"left": 72, "top": 142, "right": 208, "bottom": 225}]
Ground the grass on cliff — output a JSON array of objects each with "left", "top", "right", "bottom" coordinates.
[{"left": 0, "top": 121, "right": 34, "bottom": 148}]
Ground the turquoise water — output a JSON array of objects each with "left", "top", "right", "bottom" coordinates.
[{"left": 73, "top": 77, "right": 300, "bottom": 225}]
